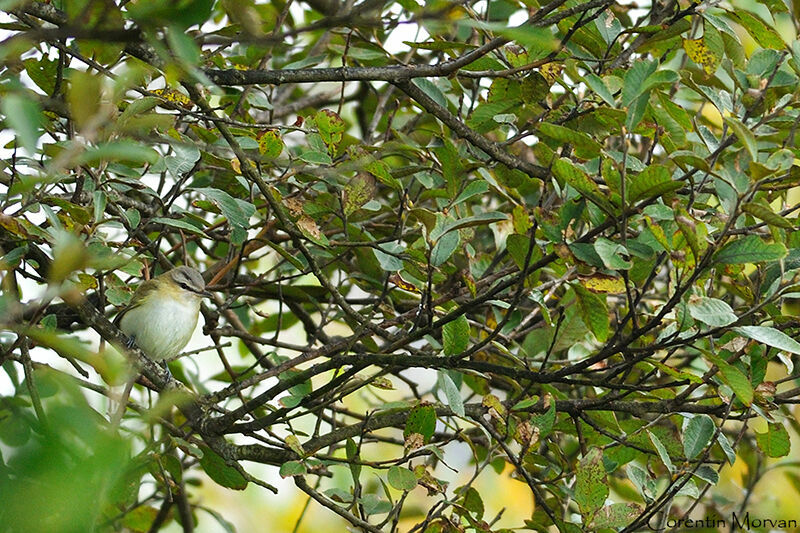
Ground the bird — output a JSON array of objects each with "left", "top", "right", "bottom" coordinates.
[{"left": 115, "top": 266, "right": 210, "bottom": 361}]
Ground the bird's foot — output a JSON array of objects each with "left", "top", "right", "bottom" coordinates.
[
  {"left": 159, "top": 359, "right": 173, "bottom": 380},
  {"left": 125, "top": 335, "right": 137, "bottom": 350}
]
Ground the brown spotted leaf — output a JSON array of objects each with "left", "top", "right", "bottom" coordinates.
[{"left": 682, "top": 38, "right": 720, "bottom": 74}]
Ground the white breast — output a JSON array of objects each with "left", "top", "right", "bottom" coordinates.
[{"left": 119, "top": 292, "right": 201, "bottom": 361}]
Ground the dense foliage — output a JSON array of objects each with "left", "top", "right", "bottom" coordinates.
[{"left": 2, "top": 0, "right": 800, "bottom": 531}]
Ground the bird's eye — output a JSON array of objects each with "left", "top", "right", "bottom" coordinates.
[{"left": 179, "top": 282, "right": 190, "bottom": 291}]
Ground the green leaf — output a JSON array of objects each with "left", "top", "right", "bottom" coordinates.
[
  {"left": 298, "top": 149, "right": 332, "bottom": 165},
  {"left": 755, "top": 423, "right": 791, "bottom": 457},
  {"left": 687, "top": 296, "right": 738, "bottom": 327},
  {"left": 404, "top": 404, "right": 437, "bottom": 444},
  {"left": 626, "top": 92, "right": 650, "bottom": 130},
  {"left": 413, "top": 78, "right": 449, "bottom": 110},
  {"left": 442, "top": 314, "right": 470, "bottom": 356},
  {"left": 529, "top": 401, "right": 556, "bottom": 438},
  {"left": 387, "top": 466, "right": 417, "bottom": 491},
  {"left": 438, "top": 371, "right": 464, "bottom": 416},
  {"left": 491, "top": 24, "right": 558, "bottom": 57},
  {"left": 364, "top": 157, "right": 403, "bottom": 190},
  {"left": 346, "top": 438, "right": 361, "bottom": 481},
  {"left": 166, "top": 25, "right": 201, "bottom": 65},
  {"left": 343, "top": 173, "right": 376, "bottom": 215},
  {"left": 430, "top": 230, "right": 460, "bottom": 267},
  {"left": 741, "top": 202, "right": 795, "bottom": 229},
  {"left": 574, "top": 284, "right": 609, "bottom": 342},
  {"left": 125, "top": 0, "right": 215, "bottom": 30},
  {"left": 595, "top": 12, "right": 622, "bottom": 44},
  {"left": 199, "top": 446, "right": 247, "bottom": 490},
  {"left": 2, "top": 93, "right": 43, "bottom": 152},
  {"left": 704, "top": 352, "right": 754, "bottom": 406},
  {"left": 361, "top": 493, "right": 392, "bottom": 515},
  {"left": 594, "top": 237, "right": 632, "bottom": 270},
  {"left": 621, "top": 60, "right": 656, "bottom": 106},
  {"left": 683, "top": 415, "right": 715, "bottom": 460},
  {"left": 734, "top": 325, "right": 800, "bottom": 355},
  {"left": 724, "top": 117, "right": 758, "bottom": 162},
  {"left": 194, "top": 187, "right": 254, "bottom": 245},
  {"left": 79, "top": 141, "right": 160, "bottom": 166},
  {"left": 583, "top": 73, "right": 616, "bottom": 106},
  {"left": 735, "top": 11, "right": 785, "bottom": 49},
  {"left": 150, "top": 217, "right": 209, "bottom": 237},
  {"left": 373, "top": 242, "right": 404, "bottom": 271},
  {"left": 574, "top": 448, "right": 608, "bottom": 516},
  {"left": 119, "top": 96, "right": 161, "bottom": 123},
  {"left": 462, "top": 486, "right": 484, "bottom": 519},
  {"left": 431, "top": 212, "right": 508, "bottom": 241},
  {"left": 506, "top": 233, "right": 536, "bottom": 270},
  {"left": 279, "top": 460, "right": 307, "bottom": 478},
  {"left": 693, "top": 465, "right": 719, "bottom": 485},
  {"left": 538, "top": 122, "right": 602, "bottom": 158},
  {"left": 639, "top": 69, "right": 679, "bottom": 94},
  {"left": 166, "top": 143, "right": 201, "bottom": 177},
  {"left": 24, "top": 57, "right": 58, "bottom": 95},
  {"left": 453, "top": 180, "right": 489, "bottom": 205},
  {"left": 648, "top": 431, "right": 674, "bottom": 473},
  {"left": 68, "top": 70, "right": 102, "bottom": 131},
  {"left": 715, "top": 236, "right": 787, "bottom": 264},
  {"left": 552, "top": 158, "right": 614, "bottom": 215},
  {"left": 626, "top": 165, "right": 680, "bottom": 203}
]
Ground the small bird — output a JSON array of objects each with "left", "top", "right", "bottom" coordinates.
[{"left": 115, "top": 266, "right": 210, "bottom": 361}]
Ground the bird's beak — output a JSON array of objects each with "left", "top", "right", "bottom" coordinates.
[{"left": 200, "top": 290, "right": 212, "bottom": 298}]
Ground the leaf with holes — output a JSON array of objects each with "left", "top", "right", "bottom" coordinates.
[
  {"left": 589, "top": 503, "right": 643, "bottom": 529},
  {"left": 404, "top": 404, "right": 436, "bottom": 444},
  {"left": 575, "top": 448, "right": 608, "bottom": 516}
]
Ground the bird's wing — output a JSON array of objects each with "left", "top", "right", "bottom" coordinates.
[{"left": 113, "top": 279, "right": 159, "bottom": 326}]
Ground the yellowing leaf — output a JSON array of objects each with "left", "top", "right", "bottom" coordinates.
[
  {"left": 389, "top": 273, "right": 420, "bottom": 293},
  {"left": 343, "top": 173, "right": 376, "bottom": 216},
  {"left": 682, "top": 38, "right": 720, "bottom": 74},
  {"left": 315, "top": 109, "right": 345, "bottom": 150},
  {"left": 285, "top": 435, "right": 305, "bottom": 456},
  {"left": 297, "top": 215, "right": 329, "bottom": 246},
  {"left": 257, "top": 130, "right": 284, "bottom": 157},
  {"left": 579, "top": 274, "right": 626, "bottom": 294},
  {"left": 540, "top": 62, "right": 563, "bottom": 85},
  {"left": 151, "top": 88, "right": 193, "bottom": 108}
]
